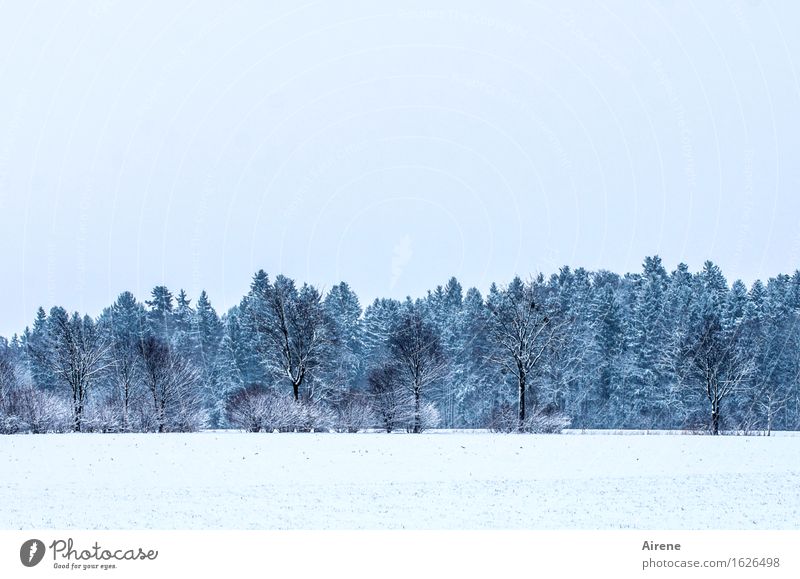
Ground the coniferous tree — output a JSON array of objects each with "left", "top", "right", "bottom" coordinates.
[
  {"left": 4, "top": 259, "right": 800, "bottom": 435},
  {"left": 584, "top": 271, "right": 625, "bottom": 428},
  {"left": 629, "top": 256, "right": 671, "bottom": 427},
  {"left": 27, "top": 307, "right": 56, "bottom": 391},
  {"left": 172, "top": 289, "right": 194, "bottom": 353},
  {"left": 146, "top": 286, "right": 175, "bottom": 340},
  {"left": 453, "top": 287, "right": 496, "bottom": 425},
  {"left": 322, "top": 282, "right": 364, "bottom": 397},
  {"left": 104, "top": 291, "right": 146, "bottom": 430},
  {"left": 192, "top": 290, "right": 224, "bottom": 425}
]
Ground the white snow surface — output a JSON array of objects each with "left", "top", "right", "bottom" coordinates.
[{"left": 2, "top": 432, "right": 798, "bottom": 529}]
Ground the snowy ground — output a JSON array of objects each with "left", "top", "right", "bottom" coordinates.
[{"left": 1, "top": 432, "right": 798, "bottom": 529}]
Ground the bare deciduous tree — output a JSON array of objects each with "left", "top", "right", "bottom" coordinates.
[
  {"left": 225, "top": 384, "right": 273, "bottom": 432},
  {"left": 682, "top": 311, "right": 754, "bottom": 435},
  {"left": 368, "top": 362, "right": 409, "bottom": 433},
  {"left": 37, "top": 309, "right": 110, "bottom": 432},
  {"left": 388, "top": 303, "right": 446, "bottom": 433},
  {"left": 485, "top": 278, "right": 561, "bottom": 430},
  {"left": 138, "top": 336, "right": 204, "bottom": 432},
  {"left": 246, "top": 273, "right": 334, "bottom": 402}
]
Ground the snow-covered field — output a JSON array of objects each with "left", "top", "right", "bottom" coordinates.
[{"left": 1, "top": 432, "right": 798, "bottom": 529}]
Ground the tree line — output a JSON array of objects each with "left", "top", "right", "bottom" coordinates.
[{"left": 1, "top": 256, "right": 799, "bottom": 435}]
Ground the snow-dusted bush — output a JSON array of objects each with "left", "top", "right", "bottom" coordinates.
[
  {"left": 0, "top": 354, "right": 25, "bottom": 433},
  {"left": 170, "top": 398, "right": 209, "bottom": 433},
  {"left": 523, "top": 408, "right": 571, "bottom": 433},
  {"left": 0, "top": 413, "right": 26, "bottom": 435},
  {"left": 225, "top": 386, "right": 333, "bottom": 432},
  {"left": 81, "top": 400, "right": 124, "bottom": 433},
  {"left": 331, "top": 392, "right": 375, "bottom": 433},
  {"left": 3, "top": 385, "right": 71, "bottom": 434},
  {"left": 290, "top": 398, "right": 334, "bottom": 432},
  {"left": 488, "top": 404, "right": 570, "bottom": 433},
  {"left": 683, "top": 408, "right": 716, "bottom": 434},
  {"left": 407, "top": 401, "right": 441, "bottom": 433},
  {"left": 133, "top": 403, "right": 159, "bottom": 433},
  {"left": 256, "top": 392, "right": 333, "bottom": 432},
  {"left": 266, "top": 394, "right": 298, "bottom": 431},
  {"left": 225, "top": 384, "right": 273, "bottom": 432},
  {"left": 368, "top": 363, "right": 412, "bottom": 433},
  {"left": 258, "top": 393, "right": 303, "bottom": 432},
  {"left": 486, "top": 404, "right": 518, "bottom": 433}
]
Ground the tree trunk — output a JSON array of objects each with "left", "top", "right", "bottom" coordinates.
[
  {"left": 292, "top": 382, "right": 300, "bottom": 402},
  {"left": 72, "top": 389, "right": 81, "bottom": 432},
  {"left": 518, "top": 370, "right": 526, "bottom": 431},
  {"left": 413, "top": 388, "right": 421, "bottom": 434},
  {"left": 123, "top": 383, "right": 130, "bottom": 432},
  {"left": 711, "top": 402, "right": 720, "bottom": 435},
  {"left": 767, "top": 402, "right": 773, "bottom": 437},
  {"left": 158, "top": 398, "right": 166, "bottom": 433}
]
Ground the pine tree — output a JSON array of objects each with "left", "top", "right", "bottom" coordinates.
[
  {"left": 422, "top": 277, "right": 465, "bottom": 427},
  {"left": 629, "top": 256, "right": 671, "bottom": 427},
  {"left": 146, "top": 286, "right": 175, "bottom": 340},
  {"left": 362, "top": 298, "right": 402, "bottom": 366},
  {"left": 322, "top": 282, "right": 364, "bottom": 399},
  {"left": 104, "top": 291, "right": 146, "bottom": 430},
  {"left": 584, "top": 271, "right": 625, "bottom": 428},
  {"left": 539, "top": 267, "right": 591, "bottom": 423},
  {"left": 192, "top": 290, "right": 224, "bottom": 425},
  {"left": 217, "top": 308, "right": 251, "bottom": 397},
  {"left": 172, "top": 289, "right": 194, "bottom": 353},
  {"left": 27, "top": 307, "right": 56, "bottom": 391}
]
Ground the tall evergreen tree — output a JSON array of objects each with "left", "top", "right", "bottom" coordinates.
[
  {"left": 104, "top": 291, "right": 146, "bottom": 430},
  {"left": 146, "top": 286, "right": 175, "bottom": 340},
  {"left": 322, "top": 282, "right": 364, "bottom": 398},
  {"left": 192, "top": 290, "right": 224, "bottom": 425}
]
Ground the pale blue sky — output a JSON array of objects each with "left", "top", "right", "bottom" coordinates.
[{"left": 1, "top": 1, "right": 799, "bottom": 336}]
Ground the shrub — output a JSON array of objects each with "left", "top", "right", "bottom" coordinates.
[
  {"left": 225, "top": 384, "right": 273, "bottom": 432},
  {"left": 81, "top": 400, "right": 124, "bottom": 433},
  {"left": 331, "top": 393, "right": 375, "bottom": 433},
  {"left": 523, "top": 407, "right": 571, "bottom": 433},
  {"left": 1, "top": 385, "right": 70, "bottom": 434},
  {"left": 226, "top": 386, "right": 334, "bottom": 433},
  {"left": 406, "top": 401, "right": 441, "bottom": 433},
  {"left": 290, "top": 399, "right": 334, "bottom": 432},
  {"left": 488, "top": 404, "right": 570, "bottom": 433}
]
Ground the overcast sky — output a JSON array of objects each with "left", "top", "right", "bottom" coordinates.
[{"left": 1, "top": 0, "right": 799, "bottom": 336}]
